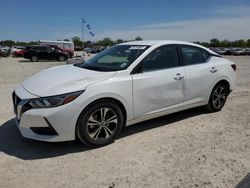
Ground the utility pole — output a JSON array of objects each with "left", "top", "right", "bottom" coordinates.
[{"left": 81, "top": 18, "right": 85, "bottom": 57}]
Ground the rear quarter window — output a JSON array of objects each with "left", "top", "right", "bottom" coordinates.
[{"left": 180, "top": 45, "right": 210, "bottom": 65}]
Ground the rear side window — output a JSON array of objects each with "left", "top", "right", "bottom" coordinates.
[
  {"left": 180, "top": 45, "right": 210, "bottom": 65},
  {"left": 33, "top": 46, "right": 47, "bottom": 51},
  {"left": 201, "top": 49, "right": 210, "bottom": 61},
  {"left": 141, "top": 45, "right": 179, "bottom": 72}
]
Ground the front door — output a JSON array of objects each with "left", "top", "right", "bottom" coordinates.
[{"left": 132, "top": 45, "right": 185, "bottom": 118}]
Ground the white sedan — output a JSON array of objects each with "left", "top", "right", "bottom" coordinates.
[{"left": 13, "top": 40, "right": 236, "bottom": 147}]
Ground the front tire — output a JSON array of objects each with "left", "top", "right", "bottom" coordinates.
[
  {"left": 206, "top": 83, "right": 229, "bottom": 112},
  {"left": 76, "top": 100, "right": 124, "bottom": 147}
]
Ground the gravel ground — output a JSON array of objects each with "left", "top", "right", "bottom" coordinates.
[{"left": 0, "top": 55, "right": 249, "bottom": 188}]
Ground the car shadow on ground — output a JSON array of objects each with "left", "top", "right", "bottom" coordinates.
[{"left": 0, "top": 107, "right": 208, "bottom": 160}]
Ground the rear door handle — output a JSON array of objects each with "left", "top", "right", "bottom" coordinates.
[
  {"left": 210, "top": 67, "right": 218, "bottom": 73},
  {"left": 174, "top": 73, "right": 184, "bottom": 80}
]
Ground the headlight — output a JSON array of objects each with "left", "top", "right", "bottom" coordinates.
[{"left": 29, "top": 90, "right": 84, "bottom": 108}]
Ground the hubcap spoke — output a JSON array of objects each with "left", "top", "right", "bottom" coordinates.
[
  {"left": 89, "top": 126, "right": 102, "bottom": 140},
  {"left": 217, "top": 98, "right": 222, "bottom": 108},
  {"left": 104, "top": 125, "right": 113, "bottom": 135},
  {"left": 103, "top": 127, "right": 111, "bottom": 139},
  {"left": 100, "top": 108, "right": 109, "bottom": 121},
  {"left": 213, "top": 97, "right": 219, "bottom": 104},
  {"left": 106, "top": 115, "right": 117, "bottom": 124},
  {"left": 87, "top": 115, "right": 100, "bottom": 128}
]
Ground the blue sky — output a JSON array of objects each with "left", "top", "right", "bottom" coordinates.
[{"left": 0, "top": 0, "right": 250, "bottom": 42}]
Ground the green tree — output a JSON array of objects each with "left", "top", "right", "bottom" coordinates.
[
  {"left": 96, "top": 38, "right": 114, "bottom": 47},
  {"left": 0, "top": 40, "right": 16, "bottom": 47},
  {"left": 84, "top": 40, "right": 93, "bottom": 48},
  {"left": 135, "top": 36, "right": 143, "bottom": 41},
  {"left": 116, "top": 39, "right": 124, "bottom": 44},
  {"left": 247, "top": 39, "right": 250, "bottom": 47},
  {"left": 72, "top": 37, "right": 83, "bottom": 47},
  {"left": 220, "top": 40, "right": 230, "bottom": 47},
  {"left": 210, "top": 38, "right": 220, "bottom": 47}
]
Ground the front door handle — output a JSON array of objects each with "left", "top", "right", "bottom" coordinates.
[{"left": 174, "top": 73, "right": 184, "bottom": 80}]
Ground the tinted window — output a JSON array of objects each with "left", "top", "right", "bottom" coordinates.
[
  {"left": 181, "top": 45, "right": 209, "bottom": 65},
  {"left": 201, "top": 49, "right": 210, "bottom": 62},
  {"left": 47, "top": 47, "right": 54, "bottom": 52},
  {"left": 32, "top": 46, "right": 47, "bottom": 51},
  {"left": 141, "top": 45, "right": 179, "bottom": 72}
]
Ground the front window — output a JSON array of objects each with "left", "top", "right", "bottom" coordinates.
[
  {"left": 141, "top": 45, "right": 179, "bottom": 72},
  {"left": 74, "top": 45, "right": 149, "bottom": 71}
]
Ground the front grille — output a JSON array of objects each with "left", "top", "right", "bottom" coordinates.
[
  {"left": 12, "top": 91, "right": 21, "bottom": 115},
  {"left": 12, "top": 91, "right": 32, "bottom": 121}
]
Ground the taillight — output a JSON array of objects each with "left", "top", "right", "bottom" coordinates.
[{"left": 231, "top": 64, "right": 237, "bottom": 71}]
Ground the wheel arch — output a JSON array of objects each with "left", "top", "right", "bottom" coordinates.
[
  {"left": 75, "top": 97, "right": 128, "bottom": 139},
  {"left": 214, "top": 79, "right": 231, "bottom": 95}
]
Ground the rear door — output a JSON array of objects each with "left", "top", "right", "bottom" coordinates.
[
  {"left": 179, "top": 45, "right": 218, "bottom": 104},
  {"left": 132, "top": 45, "right": 185, "bottom": 118},
  {"left": 37, "top": 46, "right": 49, "bottom": 59}
]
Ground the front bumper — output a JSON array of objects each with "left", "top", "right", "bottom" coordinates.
[{"left": 13, "top": 85, "right": 78, "bottom": 142}]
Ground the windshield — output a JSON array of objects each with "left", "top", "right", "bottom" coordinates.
[{"left": 74, "top": 45, "right": 149, "bottom": 71}]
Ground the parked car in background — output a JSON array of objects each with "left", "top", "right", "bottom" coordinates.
[
  {"left": 23, "top": 45, "right": 69, "bottom": 62},
  {"left": 11, "top": 46, "right": 25, "bottom": 57},
  {"left": 223, "top": 48, "right": 234, "bottom": 55},
  {"left": 40, "top": 40, "right": 74, "bottom": 58},
  {"left": 13, "top": 40, "right": 236, "bottom": 147},
  {"left": 12, "top": 49, "right": 24, "bottom": 57},
  {"left": 0, "top": 47, "right": 11, "bottom": 57},
  {"left": 231, "top": 48, "right": 245, "bottom": 55},
  {"left": 241, "top": 48, "right": 250, "bottom": 55},
  {"left": 11, "top": 46, "right": 25, "bottom": 53},
  {"left": 210, "top": 47, "right": 227, "bottom": 55},
  {"left": 74, "top": 46, "right": 83, "bottom": 51}
]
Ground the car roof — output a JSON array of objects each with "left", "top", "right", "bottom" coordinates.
[{"left": 119, "top": 40, "right": 218, "bottom": 55}]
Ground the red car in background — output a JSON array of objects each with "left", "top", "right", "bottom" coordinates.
[
  {"left": 12, "top": 49, "right": 24, "bottom": 57},
  {"left": 40, "top": 40, "right": 74, "bottom": 58}
]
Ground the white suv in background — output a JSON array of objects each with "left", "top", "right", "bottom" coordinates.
[{"left": 13, "top": 40, "right": 236, "bottom": 147}]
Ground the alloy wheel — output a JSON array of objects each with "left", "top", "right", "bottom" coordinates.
[
  {"left": 86, "top": 107, "right": 118, "bottom": 141},
  {"left": 59, "top": 56, "right": 65, "bottom": 62},
  {"left": 31, "top": 56, "right": 38, "bottom": 62},
  {"left": 212, "top": 85, "right": 226, "bottom": 109}
]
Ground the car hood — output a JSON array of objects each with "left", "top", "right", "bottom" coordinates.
[{"left": 21, "top": 64, "right": 116, "bottom": 97}]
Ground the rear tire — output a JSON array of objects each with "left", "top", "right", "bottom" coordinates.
[
  {"left": 206, "top": 83, "right": 229, "bottom": 112},
  {"left": 59, "top": 56, "right": 65, "bottom": 62},
  {"left": 31, "top": 56, "right": 38, "bottom": 62},
  {"left": 76, "top": 100, "right": 124, "bottom": 147}
]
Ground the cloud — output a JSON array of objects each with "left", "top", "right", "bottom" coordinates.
[
  {"left": 95, "top": 16, "right": 250, "bottom": 42},
  {"left": 94, "top": 5, "right": 250, "bottom": 42},
  {"left": 50, "top": 5, "right": 250, "bottom": 42}
]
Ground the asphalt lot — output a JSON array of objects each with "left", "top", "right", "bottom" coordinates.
[{"left": 0, "top": 55, "right": 249, "bottom": 188}]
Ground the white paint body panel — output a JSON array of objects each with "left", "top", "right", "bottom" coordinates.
[{"left": 13, "top": 40, "right": 236, "bottom": 142}]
